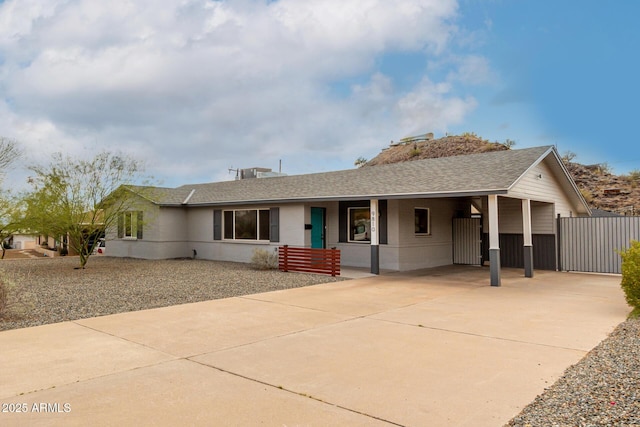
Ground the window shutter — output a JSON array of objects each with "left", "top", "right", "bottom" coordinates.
[
  {"left": 338, "top": 202, "right": 347, "bottom": 242},
  {"left": 118, "top": 213, "right": 124, "bottom": 238},
  {"left": 213, "top": 210, "right": 222, "bottom": 240},
  {"left": 379, "top": 200, "right": 388, "bottom": 245},
  {"left": 269, "top": 207, "right": 279, "bottom": 242},
  {"left": 136, "top": 211, "right": 143, "bottom": 239}
]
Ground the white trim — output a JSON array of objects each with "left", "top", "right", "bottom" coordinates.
[
  {"left": 370, "top": 199, "right": 379, "bottom": 246},
  {"left": 488, "top": 195, "right": 500, "bottom": 250},
  {"left": 522, "top": 199, "right": 533, "bottom": 246},
  {"left": 122, "top": 211, "right": 137, "bottom": 239}
]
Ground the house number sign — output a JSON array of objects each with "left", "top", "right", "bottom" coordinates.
[{"left": 370, "top": 199, "right": 378, "bottom": 246}]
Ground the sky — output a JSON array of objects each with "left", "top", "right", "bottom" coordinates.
[{"left": 0, "top": 0, "right": 638, "bottom": 189}]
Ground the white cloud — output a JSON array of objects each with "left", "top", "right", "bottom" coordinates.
[
  {"left": 0, "top": 0, "right": 487, "bottom": 187},
  {"left": 395, "top": 77, "right": 477, "bottom": 135},
  {"left": 446, "top": 55, "right": 494, "bottom": 85}
]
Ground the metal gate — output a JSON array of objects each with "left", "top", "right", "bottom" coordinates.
[
  {"left": 453, "top": 218, "right": 482, "bottom": 265},
  {"left": 558, "top": 216, "right": 640, "bottom": 274}
]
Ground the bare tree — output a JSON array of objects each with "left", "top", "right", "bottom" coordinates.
[
  {"left": 0, "top": 196, "right": 21, "bottom": 259},
  {"left": 0, "top": 137, "right": 22, "bottom": 258},
  {"left": 0, "top": 137, "right": 21, "bottom": 172}
]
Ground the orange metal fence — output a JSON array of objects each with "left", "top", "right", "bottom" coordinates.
[{"left": 278, "top": 245, "right": 340, "bottom": 277}]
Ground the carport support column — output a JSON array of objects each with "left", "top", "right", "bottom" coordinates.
[
  {"left": 370, "top": 199, "right": 379, "bottom": 275},
  {"left": 488, "top": 194, "right": 501, "bottom": 286},
  {"left": 522, "top": 199, "right": 534, "bottom": 278}
]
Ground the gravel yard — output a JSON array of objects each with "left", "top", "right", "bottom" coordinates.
[
  {"left": 0, "top": 256, "right": 345, "bottom": 331},
  {"left": 507, "top": 317, "right": 640, "bottom": 427}
]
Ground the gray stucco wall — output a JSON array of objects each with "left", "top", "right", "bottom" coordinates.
[
  {"left": 183, "top": 204, "right": 305, "bottom": 263},
  {"left": 107, "top": 199, "right": 189, "bottom": 260},
  {"left": 107, "top": 197, "right": 464, "bottom": 272},
  {"left": 329, "top": 198, "right": 457, "bottom": 271},
  {"left": 394, "top": 198, "right": 457, "bottom": 270}
]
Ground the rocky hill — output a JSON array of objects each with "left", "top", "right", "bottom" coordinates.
[{"left": 363, "top": 133, "right": 639, "bottom": 215}]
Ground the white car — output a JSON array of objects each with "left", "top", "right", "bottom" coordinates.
[
  {"left": 94, "top": 239, "right": 106, "bottom": 255},
  {"left": 353, "top": 219, "right": 371, "bottom": 241}
]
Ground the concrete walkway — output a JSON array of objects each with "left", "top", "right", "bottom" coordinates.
[
  {"left": 0, "top": 267, "right": 629, "bottom": 426},
  {"left": 2, "top": 249, "right": 45, "bottom": 259}
]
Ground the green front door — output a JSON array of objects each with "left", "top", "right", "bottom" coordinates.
[{"left": 311, "top": 207, "right": 325, "bottom": 249}]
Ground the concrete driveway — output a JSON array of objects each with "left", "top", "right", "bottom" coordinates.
[{"left": 0, "top": 266, "right": 629, "bottom": 426}]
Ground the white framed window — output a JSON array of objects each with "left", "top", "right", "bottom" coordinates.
[
  {"left": 223, "top": 209, "right": 270, "bottom": 240},
  {"left": 414, "top": 207, "right": 431, "bottom": 235},
  {"left": 348, "top": 207, "right": 371, "bottom": 242},
  {"left": 118, "top": 211, "right": 143, "bottom": 239}
]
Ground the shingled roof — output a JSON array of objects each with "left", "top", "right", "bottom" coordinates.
[{"left": 133, "top": 146, "right": 568, "bottom": 206}]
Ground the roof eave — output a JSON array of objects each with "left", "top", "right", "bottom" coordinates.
[
  {"left": 161, "top": 189, "right": 510, "bottom": 207},
  {"left": 549, "top": 148, "right": 592, "bottom": 215}
]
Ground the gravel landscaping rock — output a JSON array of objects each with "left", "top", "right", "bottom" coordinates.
[
  {"left": 0, "top": 256, "right": 345, "bottom": 331},
  {"left": 507, "top": 317, "right": 640, "bottom": 427}
]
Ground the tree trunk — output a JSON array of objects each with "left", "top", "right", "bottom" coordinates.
[{"left": 78, "top": 252, "right": 88, "bottom": 269}]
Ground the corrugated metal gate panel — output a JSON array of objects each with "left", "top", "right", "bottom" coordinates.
[
  {"left": 453, "top": 218, "right": 482, "bottom": 265},
  {"left": 559, "top": 217, "right": 640, "bottom": 274},
  {"left": 481, "top": 233, "right": 556, "bottom": 270},
  {"left": 499, "top": 234, "right": 523, "bottom": 268},
  {"left": 533, "top": 235, "right": 557, "bottom": 270}
]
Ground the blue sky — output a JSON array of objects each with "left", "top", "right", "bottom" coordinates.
[
  {"left": 0, "top": 0, "right": 637, "bottom": 189},
  {"left": 452, "top": 0, "right": 640, "bottom": 172}
]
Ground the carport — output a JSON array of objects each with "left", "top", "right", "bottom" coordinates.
[{"left": 373, "top": 146, "right": 588, "bottom": 285}]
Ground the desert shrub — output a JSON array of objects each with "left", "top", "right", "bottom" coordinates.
[
  {"left": 595, "top": 163, "right": 612, "bottom": 175},
  {"left": 354, "top": 157, "right": 368, "bottom": 168},
  {"left": 620, "top": 240, "right": 640, "bottom": 310},
  {"left": 251, "top": 248, "right": 278, "bottom": 270},
  {"left": 626, "top": 169, "right": 640, "bottom": 188},
  {"left": 580, "top": 189, "right": 594, "bottom": 204},
  {"left": 503, "top": 139, "right": 516, "bottom": 149},
  {"left": 481, "top": 143, "right": 496, "bottom": 152},
  {"left": 0, "top": 271, "right": 33, "bottom": 319},
  {"left": 562, "top": 151, "right": 577, "bottom": 163}
]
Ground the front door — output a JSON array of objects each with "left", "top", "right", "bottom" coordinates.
[{"left": 311, "top": 207, "right": 326, "bottom": 249}]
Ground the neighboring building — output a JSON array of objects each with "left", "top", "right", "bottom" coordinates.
[
  {"left": 6, "top": 233, "right": 38, "bottom": 250},
  {"left": 107, "top": 146, "right": 590, "bottom": 285}
]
